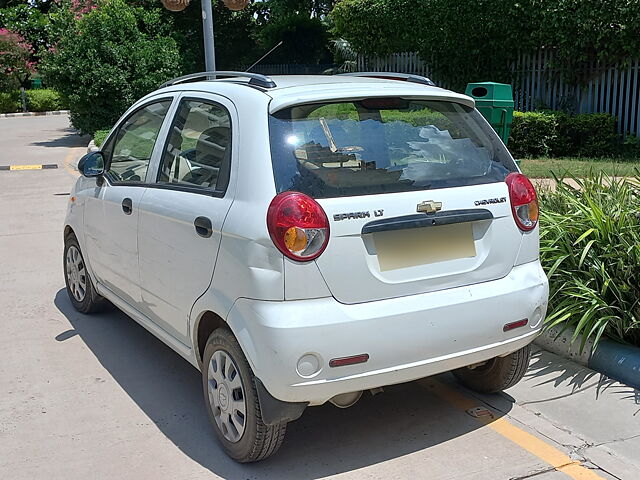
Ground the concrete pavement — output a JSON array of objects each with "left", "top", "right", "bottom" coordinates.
[{"left": 0, "top": 115, "right": 638, "bottom": 480}]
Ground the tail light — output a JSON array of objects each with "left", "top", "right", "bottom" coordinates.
[
  {"left": 505, "top": 173, "right": 539, "bottom": 231},
  {"left": 267, "top": 191, "right": 330, "bottom": 261}
]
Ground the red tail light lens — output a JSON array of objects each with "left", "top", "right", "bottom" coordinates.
[
  {"left": 267, "top": 191, "right": 330, "bottom": 261},
  {"left": 505, "top": 173, "right": 539, "bottom": 231}
]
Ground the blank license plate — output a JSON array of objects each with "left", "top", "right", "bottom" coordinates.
[{"left": 374, "top": 223, "right": 476, "bottom": 271}]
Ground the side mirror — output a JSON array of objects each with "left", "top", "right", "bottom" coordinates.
[{"left": 78, "top": 151, "right": 105, "bottom": 177}]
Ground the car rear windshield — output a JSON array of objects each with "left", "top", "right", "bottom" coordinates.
[{"left": 269, "top": 98, "right": 517, "bottom": 198}]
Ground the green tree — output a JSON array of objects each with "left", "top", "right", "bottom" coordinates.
[
  {"left": 331, "top": 0, "right": 640, "bottom": 90},
  {"left": 42, "top": 0, "right": 181, "bottom": 134},
  {"left": 0, "top": 27, "right": 33, "bottom": 90}
]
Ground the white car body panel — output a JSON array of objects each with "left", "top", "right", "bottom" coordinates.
[
  {"left": 227, "top": 260, "right": 547, "bottom": 405},
  {"left": 64, "top": 74, "right": 549, "bottom": 408}
]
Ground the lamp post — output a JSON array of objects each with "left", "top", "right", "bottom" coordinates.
[{"left": 161, "top": 0, "right": 249, "bottom": 72}]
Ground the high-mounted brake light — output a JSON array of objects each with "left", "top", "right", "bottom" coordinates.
[
  {"left": 267, "top": 191, "right": 330, "bottom": 261},
  {"left": 505, "top": 173, "right": 539, "bottom": 231}
]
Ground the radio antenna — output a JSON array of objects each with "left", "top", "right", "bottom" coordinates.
[{"left": 245, "top": 41, "right": 284, "bottom": 72}]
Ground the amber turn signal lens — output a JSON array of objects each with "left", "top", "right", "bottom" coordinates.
[
  {"left": 284, "top": 226, "right": 308, "bottom": 252},
  {"left": 528, "top": 201, "right": 539, "bottom": 223}
]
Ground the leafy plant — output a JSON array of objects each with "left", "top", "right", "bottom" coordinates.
[
  {"left": 0, "top": 27, "right": 34, "bottom": 90},
  {"left": 509, "top": 112, "right": 557, "bottom": 158},
  {"left": 25, "top": 88, "right": 64, "bottom": 111},
  {"left": 41, "top": 0, "right": 181, "bottom": 134},
  {"left": 510, "top": 111, "right": 620, "bottom": 159},
  {"left": 540, "top": 172, "right": 640, "bottom": 351},
  {"left": 0, "top": 89, "right": 19, "bottom": 112},
  {"left": 331, "top": 0, "right": 640, "bottom": 90},
  {"left": 93, "top": 128, "right": 111, "bottom": 148}
]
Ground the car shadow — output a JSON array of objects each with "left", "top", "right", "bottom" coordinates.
[
  {"left": 31, "top": 128, "right": 91, "bottom": 148},
  {"left": 54, "top": 289, "right": 512, "bottom": 479}
]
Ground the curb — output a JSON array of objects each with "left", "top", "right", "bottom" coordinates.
[
  {"left": 87, "top": 139, "right": 99, "bottom": 153},
  {"left": 0, "top": 110, "right": 70, "bottom": 118},
  {"left": 535, "top": 326, "right": 640, "bottom": 389}
]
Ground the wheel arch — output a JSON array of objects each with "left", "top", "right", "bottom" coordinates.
[
  {"left": 194, "top": 310, "right": 226, "bottom": 368},
  {"left": 64, "top": 225, "right": 75, "bottom": 239}
]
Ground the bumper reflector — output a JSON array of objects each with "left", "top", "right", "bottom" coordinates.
[
  {"left": 329, "top": 354, "right": 369, "bottom": 368},
  {"left": 503, "top": 319, "right": 529, "bottom": 332}
]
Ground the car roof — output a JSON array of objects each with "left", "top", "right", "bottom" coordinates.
[
  {"left": 154, "top": 74, "right": 476, "bottom": 113},
  {"left": 262, "top": 75, "right": 475, "bottom": 112}
]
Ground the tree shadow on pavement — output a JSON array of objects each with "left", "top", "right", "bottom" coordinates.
[
  {"left": 53, "top": 289, "right": 512, "bottom": 480},
  {"left": 31, "top": 128, "right": 90, "bottom": 148},
  {"left": 523, "top": 348, "right": 639, "bottom": 405}
]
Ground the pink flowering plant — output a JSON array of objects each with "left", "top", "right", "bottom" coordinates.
[{"left": 0, "top": 28, "right": 34, "bottom": 91}]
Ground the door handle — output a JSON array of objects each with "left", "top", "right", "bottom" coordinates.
[
  {"left": 121, "top": 197, "right": 133, "bottom": 215},
  {"left": 194, "top": 216, "right": 213, "bottom": 238}
]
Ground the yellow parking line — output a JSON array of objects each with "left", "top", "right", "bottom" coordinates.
[
  {"left": 419, "top": 378, "right": 605, "bottom": 480},
  {"left": 63, "top": 147, "right": 81, "bottom": 177}
]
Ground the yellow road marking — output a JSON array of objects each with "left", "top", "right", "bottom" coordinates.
[
  {"left": 63, "top": 146, "right": 82, "bottom": 177},
  {"left": 419, "top": 378, "right": 605, "bottom": 480},
  {"left": 10, "top": 164, "right": 43, "bottom": 170}
]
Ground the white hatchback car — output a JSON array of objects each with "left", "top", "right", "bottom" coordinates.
[{"left": 65, "top": 72, "right": 548, "bottom": 462}]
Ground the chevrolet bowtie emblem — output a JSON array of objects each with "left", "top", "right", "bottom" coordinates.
[{"left": 417, "top": 200, "right": 443, "bottom": 214}]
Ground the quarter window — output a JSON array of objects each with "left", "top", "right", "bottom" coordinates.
[
  {"left": 107, "top": 100, "right": 172, "bottom": 183},
  {"left": 158, "top": 99, "right": 232, "bottom": 191}
]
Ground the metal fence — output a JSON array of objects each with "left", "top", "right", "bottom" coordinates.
[
  {"left": 356, "top": 51, "right": 640, "bottom": 137},
  {"left": 512, "top": 51, "right": 640, "bottom": 138},
  {"left": 355, "top": 53, "right": 451, "bottom": 89}
]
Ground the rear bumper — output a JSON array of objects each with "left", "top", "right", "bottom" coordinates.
[{"left": 228, "top": 260, "right": 548, "bottom": 405}]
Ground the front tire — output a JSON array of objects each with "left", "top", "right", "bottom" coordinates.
[
  {"left": 63, "top": 234, "right": 107, "bottom": 314},
  {"left": 202, "top": 328, "right": 287, "bottom": 462},
  {"left": 453, "top": 344, "right": 531, "bottom": 393}
]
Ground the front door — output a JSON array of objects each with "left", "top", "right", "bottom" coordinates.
[
  {"left": 83, "top": 99, "right": 174, "bottom": 305},
  {"left": 137, "top": 95, "right": 236, "bottom": 344}
]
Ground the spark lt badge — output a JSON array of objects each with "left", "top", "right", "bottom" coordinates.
[
  {"left": 474, "top": 197, "right": 507, "bottom": 206},
  {"left": 333, "top": 210, "right": 384, "bottom": 221}
]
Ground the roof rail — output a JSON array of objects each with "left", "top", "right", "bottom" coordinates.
[
  {"left": 339, "top": 72, "right": 435, "bottom": 87},
  {"left": 160, "top": 71, "right": 277, "bottom": 89}
]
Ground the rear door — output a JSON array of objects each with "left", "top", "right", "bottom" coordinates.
[
  {"left": 269, "top": 98, "right": 524, "bottom": 304},
  {"left": 137, "top": 94, "right": 236, "bottom": 344}
]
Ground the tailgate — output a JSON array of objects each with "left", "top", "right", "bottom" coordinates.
[{"left": 315, "top": 183, "right": 522, "bottom": 304}]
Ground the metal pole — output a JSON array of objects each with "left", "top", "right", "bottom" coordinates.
[{"left": 201, "top": 0, "right": 216, "bottom": 71}]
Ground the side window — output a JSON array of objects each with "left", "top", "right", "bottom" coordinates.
[
  {"left": 107, "top": 100, "right": 172, "bottom": 183},
  {"left": 158, "top": 99, "right": 232, "bottom": 191}
]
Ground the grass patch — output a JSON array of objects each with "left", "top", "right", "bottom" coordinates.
[{"left": 520, "top": 157, "right": 640, "bottom": 178}]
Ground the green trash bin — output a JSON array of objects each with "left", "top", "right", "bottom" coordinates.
[{"left": 465, "top": 82, "right": 514, "bottom": 145}]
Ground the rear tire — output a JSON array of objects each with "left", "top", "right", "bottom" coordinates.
[
  {"left": 202, "top": 328, "right": 287, "bottom": 462},
  {"left": 453, "top": 344, "right": 531, "bottom": 393},
  {"left": 63, "top": 234, "right": 107, "bottom": 314}
]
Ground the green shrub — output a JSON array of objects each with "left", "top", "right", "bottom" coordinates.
[
  {"left": 540, "top": 173, "right": 640, "bottom": 350},
  {"left": 509, "top": 111, "right": 557, "bottom": 158},
  {"left": 41, "top": 0, "right": 181, "bottom": 135},
  {"left": 25, "top": 89, "right": 65, "bottom": 112},
  {"left": 93, "top": 128, "right": 111, "bottom": 148},
  {"left": 509, "top": 111, "right": 619, "bottom": 158},
  {"left": 0, "top": 91, "right": 20, "bottom": 113},
  {"left": 332, "top": 0, "right": 640, "bottom": 91},
  {"left": 550, "top": 112, "right": 618, "bottom": 157}
]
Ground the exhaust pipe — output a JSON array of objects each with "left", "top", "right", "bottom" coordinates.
[{"left": 329, "top": 391, "right": 363, "bottom": 408}]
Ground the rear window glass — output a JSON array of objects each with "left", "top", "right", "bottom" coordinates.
[{"left": 269, "top": 99, "right": 517, "bottom": 198}]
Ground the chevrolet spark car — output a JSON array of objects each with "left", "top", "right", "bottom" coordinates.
[{"left": 64, "top": 72, "right": 549, "bottom": 462}]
